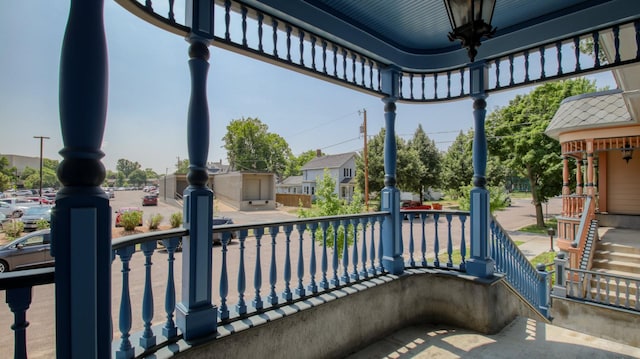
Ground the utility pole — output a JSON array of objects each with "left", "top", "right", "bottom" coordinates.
[
  {"left": 359, "top": 109, "right": 369, "bottom": 211},
  {"left": 33, "top": 136, "right": 50, "bottom": 201}
]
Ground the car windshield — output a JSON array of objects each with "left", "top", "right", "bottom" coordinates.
[{"left": 24, "top": 206, "right": 51, "bottom": 216}]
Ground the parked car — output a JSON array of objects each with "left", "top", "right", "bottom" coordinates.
[
  {"left": 142, "top": 195, "right": 158, "bottom": 206},
  {"left": 19, "top": 205, "right": 53, "bottom": 231},
  {"left": 0, "top": 199, "right": 31, "bottom": 218},
  {"left": 104, "top": 189, "right": 115, "bottom": 199},
  {"left": 115, "top": 207, "right": 144, "bottom": 227},
  {"left": 0, "top": 212, "right": 10, "bottom": 230},
  {"left": 157, "top": 216, "right": 236, "bottom": 251},
  {"left": 0, "top": 229, "right": 53, "bottom": 273}
]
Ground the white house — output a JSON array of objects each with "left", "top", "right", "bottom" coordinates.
[
  {"left": 300, "top": 152, "right": 358, "bottom": 201},
  {"left": 276, "top": 175, "right": 303, "bottom": 194}
]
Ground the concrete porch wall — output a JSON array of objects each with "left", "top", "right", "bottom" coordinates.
[
  {"left": 551, "top": 296, "right": 640, "bottom": 347},
  {"left": 176, "top": 269, "right": 545, "bottom": 359}
]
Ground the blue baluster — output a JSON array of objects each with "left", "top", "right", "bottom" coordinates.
[
  {"left": 257, "top": 13, "right": 264, "bottom": 52},
  {"left": 446, "top": 213, "right": 453, "bottom": 268},
  {"left": 408, "top": 214, "right": 415, "bottom": 266},
  {"left": 322, "top": 40, "right": 328, "bottom": 74},
  {"left": 311, "top": 36, "right": 317, "bottom": 70},
  {"left": 6, "top": 287, "right": 31, "bottom": 359},
  {"left": 613, "top": 26, "right": 621, "bottom": 63},
  {"left": 307, "top": 222, "right": 319, "bottom": 293},
  {"left": 556, "top": 41, "right": 563, "bottom": 75},
  {"left": 377, "top": 216, "right": 384, "bottom": 273},
  {"left": 272, "top": 19, "right": 278, "bottom": 58},
  {"left": 162, "top": 237, "right": 179, "bottom": 338},
  {"left": 540, "top": 46, "right": 546, "bottom": 79},
  {"left": 340, "top": 219, "right": 350, "bottom": 284},
  {"left": 116, "top": 246, "right": 135, "bottom": 359},
  {"left": 420, "top": 213, "right": 428, "bottom": 266},
  {"left": 319, "top": 221, "right": 329, "bottom": 290},
  {"left": 219, "top": 233, "right": 230, "bottom": 320},
  {"left": 369, "top": 217, "right": 377, "bottom": 275},
  {"left": 495, "top": 58, "right": 501, "bottom": 88},
  {"left": 360, "top": 218, "right": 368, "bottom": 278},
  {"left": 282, "top": 225, "right": 293, "bottom": 302},
  {"left": 237, "top": 229, "right": 249, "bottom": 315},
  {"left": 459, "top": 215, "right": 467, "bottom": 271},
  {"left": 331, "top": 220, "right": 341, "bottom": 286},
  {"left": 524, "top": 50, "right": 530, "bottom": 82},
  {"left": 574, "top": 37, "right": 581, "bottom": 71},
  {"left": 268, "top": 226, "right": 279, "bottom": 306},
  {"left": 351, "top": 218, "right": 360, "bottom": 281},
  {"left": 286, "top": 25, "right": 292, "bottom": 62},
  {"left": 241, "top": 6, "right": 248, "bottom": 46},
  {"left": 140, "top": 241, "right": 157, "bottom": 349},
  {"left": 593, "top": 32, "right": 601, "bottom": 68},
  {"left": 253, "top": 228, "right": 264, "bottom": 310},
  {"left": 296, "top": 224, "right": 306, "bottom": 297},
  {"left": 224, "top": 0, "right": 230, "bottom": 40},
  {"left": 299, "top": 30, "right": 305, "bottom": 65},
  {"left": 433, "top": 213, "right": 440, "bottom": 267}
]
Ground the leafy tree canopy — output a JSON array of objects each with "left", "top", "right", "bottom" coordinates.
[
  {"left": 223, "top": 117, "right": 292, "bottom": 178},
  {"left": 486, "top": 78, "right": 597, "bottom": 227},
  {"left": 175, "top": 159, "right": 189, "bottom": 174},
  {"left": 284, "top": 150, "right": 322, "bottom": 178},
  {"left": 117, "top": 158, "right": 141, "bottom": 178},
  {"left": 355, "top": 128, "right": 427, "bottom": 197},
  {"left": 408, "top": 124, "right": 442, "bottom": 200},
  {"left": 128, "top": 169, "right": 147, "bottom": 187}
]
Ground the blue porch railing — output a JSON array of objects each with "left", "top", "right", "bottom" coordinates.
[
  {"left": 0, "top": 209, "right": 553, "bottom": 358},
  {"left": 490, "top": 218, "right": 550, "bottom": 316}
]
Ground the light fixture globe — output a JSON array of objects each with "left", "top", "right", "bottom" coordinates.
[{"left": 444, "top": 0, "right": 497, "bottom": 62}]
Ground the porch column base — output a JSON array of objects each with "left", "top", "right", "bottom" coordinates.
[
  {"left": 176, "top": 303, "right": 217, "bottom": 341},
  {"left": 466, "top": 257, "right": 495, "bottom": 278},
  {"left": 382, "top": 256, "right": 404, "bottom": 274}
]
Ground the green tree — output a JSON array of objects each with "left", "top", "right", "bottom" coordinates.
[
  {"left": 284, "top": 150, "right": 321, "bottom": 178},
  {"left": 0, "top": 156, "right": 16, "bottom": 191},
  {"left": 128, "top": 169, "right": 147, "bottom": 187},
  {"left": 116, "top": 158, "right": 141, "bottom": 178},
  {"left": 440, "top": 130, "right": 473, "bottom": 198},
  {"left": 144, "top": 168, "right": 158, "bottom": 180},
  {"left": 223, "top": 117, "right": 292, "bottom": 178},
  {"left": 487, "top": 79, "right": 597, "bottom": 227},
  {"left": 116, "top": 172, "right": 126, "bottom": 187},
  {"left": 175, "top": 159, "right": 189, "bottom": 174},
  {"left": 408, "top": 124, "right": 441, "bottom": 201},
  {"left": 298, "top": 169, "right": 363, "bottom": 252},
  {"left": 355, "top": 128, "right": 425, "bottom": 197},
  {"left": 22, "top": 168, "right": 58, "bottom": 189}
]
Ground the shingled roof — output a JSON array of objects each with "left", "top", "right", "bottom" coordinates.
[
  {"left": 546, "top": 89, "right": 634, "bottom": 139},
  {"left": 300, "top": 152, "right": 357, "bottom": 171}
]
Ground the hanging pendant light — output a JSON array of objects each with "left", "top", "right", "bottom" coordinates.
[{"left": 444, "top": 0, "right": 497, "bottom": 62}]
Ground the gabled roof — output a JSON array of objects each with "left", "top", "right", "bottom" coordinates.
[
  {"left": 546, "top": 89, "right": 634, "bottom": 139},
  {"left": 301, "top": 152, "right": 357, "bottom": 171},
  {"left": 279, "top": 176, "right": 303, "bottom": 186}
]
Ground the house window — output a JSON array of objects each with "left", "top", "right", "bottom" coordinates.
[
  {"left": 311, "top": 187, "right": 315, "bottom": 195},
  {"left": 341, "top": 187, "right": 346, "bottom": 198}
]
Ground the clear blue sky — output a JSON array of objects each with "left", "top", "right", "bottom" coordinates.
[{"left": 0, "top": 2, "right": 617, "bottom": 175}]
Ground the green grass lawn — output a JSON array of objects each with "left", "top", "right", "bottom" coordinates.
[
  {"left": 509, "top": 192, "right": 532, "bottom": 199},
  {"left": 517, "top": 218, "right": 558, "bottom": 234}
]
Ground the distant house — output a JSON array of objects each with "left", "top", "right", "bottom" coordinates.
[
  {"left": 276, "top": 175, "right": 303, "bottom": 194},
  {"left": 300, "top": 152, "right": 358, "bottom": 202}
]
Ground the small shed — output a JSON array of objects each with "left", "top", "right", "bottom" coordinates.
[{"left": 214, "top": 172, "right": 276, "bottom": 211}]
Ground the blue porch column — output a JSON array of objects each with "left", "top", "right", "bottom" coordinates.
[
  {"left": 379, "top": 67, "right": 404, "bottom": 274},
  {"left": 176, "top": 0, "right": 217, "bottom": 341},
  {"left": 466, "top": 62, "right": 495, "bottom": 278},
  {"left": 54, "top": 0, "right": 112, "bottom": 357}
]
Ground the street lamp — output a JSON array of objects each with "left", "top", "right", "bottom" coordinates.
[
  {"left": 444, "top": 0, "right": 497, "bottom": 62},
  {"left": 33, "top": 136, "right": 50, "bottom": 201}
]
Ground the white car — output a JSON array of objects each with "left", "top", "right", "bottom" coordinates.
[{"left": 0, "top": 198, "right": 38, "bottom": 218}]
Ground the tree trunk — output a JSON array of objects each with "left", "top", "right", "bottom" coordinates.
[{"left": 527, "top": 164, "right": 546, "bottom": 227}]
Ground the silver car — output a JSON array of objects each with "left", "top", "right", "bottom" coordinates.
[
  {"left": 0, "top": 229, "right": 53, "bottom": 273},
  {"left": 19, "top": 205, "right": 53, "bottom": 231}
]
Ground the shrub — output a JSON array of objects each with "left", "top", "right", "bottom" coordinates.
[
  {"left": 170, "top": 212, "right": 183, "bottom": 228},
  {"left": 36, "top": 219, "right": 50, "bottom": 230},
  {"left": 457, "top": 185, "right": 510, "bottom": 213},
  {"left": 147, "top": 214, "right": 163, "bottom": 230},
  {"left": 121, "top": 211, "right": 142, "bottom": 231},
  {"left": 4, "top": 220, "right": 24, "bottom": 239}
]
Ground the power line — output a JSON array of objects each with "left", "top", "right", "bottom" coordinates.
[{"left": 287, "top": 110, "right": 361, "bottom": 138}]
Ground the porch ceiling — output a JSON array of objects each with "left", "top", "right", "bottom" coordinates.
[{"left": 243, "top": 0, "right": 640, "bottom": 71}]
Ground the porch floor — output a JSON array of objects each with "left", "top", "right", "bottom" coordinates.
[{"left": 347, "top": 316, "right": 640, "bottom": 358}]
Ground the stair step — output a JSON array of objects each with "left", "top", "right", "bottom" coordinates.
[
  {"left": 597, "top": 242, "right": 640, "bottom": 255},
  {"left": 593, "top": 250, "right": 640, "bottom": 263},
  {"left": 591, "top": 259, "right": 640, "bottom": 274}
]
